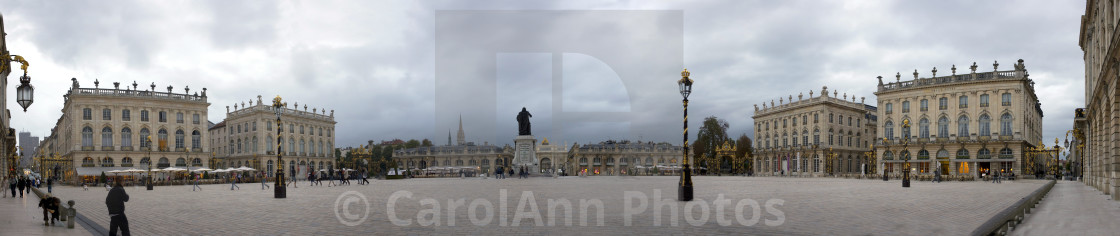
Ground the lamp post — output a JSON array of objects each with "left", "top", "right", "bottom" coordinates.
[
  {"left": 677, "top": 68, "right": 694, "bottom": 201},
  {"left": 273, "top": 96, "right": 288, "bottom": 198},
  {"left": 901, "top": 120, "right": 911, "bottom": 188},
  {"left": 146, "top": 135, "right": 154, "bottom": 190}
]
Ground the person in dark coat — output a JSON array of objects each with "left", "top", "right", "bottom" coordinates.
[
  {"left": 106, "top": 179, "right": 130, "bottom": 236},
  {"left": 8, "top": 178, "right": 16, "bottom": 197},
  {"left": 39, "top": 194, "right": 61, "bottom": 225},
  {"left": 17, "top": 177, "right": 26, "bottom": 198}
]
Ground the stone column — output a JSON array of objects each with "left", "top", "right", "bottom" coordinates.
[{"left": 1112, "top": 96, "right": 1119, "bottom": 200}]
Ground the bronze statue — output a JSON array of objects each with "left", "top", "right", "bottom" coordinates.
[{"left": 517, "top": 107, "right": 532, "bottom": 135}]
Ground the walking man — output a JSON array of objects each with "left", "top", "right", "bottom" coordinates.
[
  {"left": 327, "top": 169, "right": 336, "bottom": 187},
  {"left": 106, "top": 178, "right": 130, "bottom": 236},
  {"left": 17, "top": 177, "right": 26, "bottom": 198},
  {"left": 192, "top": 173, "right": 202, "bottom": 191},
  {"left": 230, "top": 173, "right": 240, "bottom": 190},
  {"left": 47, "top": 178, "right": 53, "bottom": 193}
]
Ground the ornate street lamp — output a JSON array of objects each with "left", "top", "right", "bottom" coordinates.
[
  {"left": 2, "top": 53, "right": 33, "bottom": 111},
  {"left": 146, "top": 135, "right": 154, "bottom": 190},
  {"left": 273, "top": 96, "right": 288, "bottom": 198},
  {"left": 901, "top": 120, "right": 912, "bottom": 188},
  {"left": 677, "top": 68, "right": 694, "bottom": 201}
]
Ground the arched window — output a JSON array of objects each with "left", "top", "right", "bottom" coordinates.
[
  {"left": 919, "top": 118, "right": 930, "bottom": 138},
  {"left": 979, "top": 114, "right": 991, "bottom": 137},
  {"left": 918, "top": 150, "right": 930, "bottom": 159},
  {"left": 158, "top": 129, "right": 169, "bottom": 151},
  {"left": 956, "top": 148, "right": 970, "bottom": 159},
  {"left": 978, "top": 148, "right": 991, "bottom": 159},
  {"left": 101, "top": 127, "right": 114, "bottom": 147},
  {"left": 101, "top": 157, "right": 114, "bottom": 167},
  {"left": 884, "top": 121, "right": 894, "bottom": 139},
  {"left": 140, "top": 128, "right": 151, "bottom": 148},
  {"left": 237, "top": 139, "right": 242, "bottom": 153},
  {"left": 937, "top": 117, "right": 950, "bottom": 138},
  {"left": 82, "top": 157, "right": 95, "bottom": 167},
  {"left": 140, "top": 157, "right": 150, "bottom": 166},
  {"left": 1000, "top": 113, "right": 1013, "bottom": 136},
  {"left": 121, "top": 127, "right": 132, "bottom": 148},
  {"left": 82, "top": 127, "right": 94, "bottom": 148},
  {"left": 937, "top": 149, "right": 949, "bottom": 159},
  {"left": 456, "top": 160, "right": 464, "bottom": 166},
  {"left": 192, "top": 158, "right": 202, "bottom": 167},
  {"left": 175, "top": 129, "right": 185, "bottom": 149},
  {"left": 122, "top": 157, "right": 133, "bottom": 167},
  {"left": 802, "top": 130, "right": 809, "bottom": 146},
  {"left": 192, "top": 130, "right": 201, "bottom": 149},
  {"left": 999, "top": 148, "right": 1013, "bottom": 158},
  {"left": 813, "top": 129, "right": 820, "bottom": 144},
  {"left": 883, "top": 151, "right": 894, "bottom": 160},
  {"left": 158, "top": 157, "right": 170, "bottom": 168},
  {"left": 957, "top": 116, "right": 969, "bottom": 137},
  {"left": 289, "top": 138, "right": 295, "bottom": 153},
  {"left": 300, "top": 139, "right": 306, "bottom": 154},
  {"left": 176, "top": 158, "right": 186, "bottom": 167}
]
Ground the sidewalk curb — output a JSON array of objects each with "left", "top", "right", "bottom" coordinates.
[{"left": 971, "top": 180, "right": 1056, "bottom": 236}]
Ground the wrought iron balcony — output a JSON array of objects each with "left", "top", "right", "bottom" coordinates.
[
  {"left": 101, "top": 146, "right": 115, "bottom": 151},
  {"left": 120, "top": 146, "right": 134, "bottom": 151}
]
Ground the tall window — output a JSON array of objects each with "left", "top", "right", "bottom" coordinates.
[
  {"left": 884, "top": 121, "right": 894, "bottom": 139},
  {"left": 267, "top": 136, "right": 274, "bottom": 152},
  {"left": 175, "top": 129, "right": 185, "bottom": 149},
  {"left": 814, "top": 129, "right": 820, "bottom": 144},
  {"left": 141, "top": 110, "right": 149, "bottom": 122},
  {"left": 1000, "top": 113, "right": 1013, "bottom": 136},
  {"left": 177, "top": 112, "right": 184, "bottom": 123},
  {"left": 193, "top": 114, "right": 200, "bottom": 124},
  {"left": 159, "top": 111, "right": 167, "bottom": 122},
  {"left": 253, "top": 121, "right": 258, "bottom": 131},
  {"left": 830, "top": 113, "right": 834, "bottom": 123},
  {"left": 300, "top": 125, "right": 305, "bottom": 134},
  {"left": 327, "top": 129, "right": 331, "bottom": 137},
  {"left": 101, "top": 127, "right": 113, "bottom": 147},
  {"left": 959, "top": 96, "right": 968, "bottom": 108},
  {"left": 289, "top": 124, "right": 294, "bottom": 133},
  {"left": 140, "top": 128, "right": 150, "bottom": 148},
  {"left": 289, "top": 138, "right": 295, "bottom": 153},
  {"left": 939, "top": 97, "right": 948, "bottom": 110},
  {"left": 938, "top": 117, "right": 949, "bottom": 138},
  {"left": 319, "top": 141, "right": 325, "bottom": 155},
  {"left": 1002, "top": 93, "right": 1011, "bottom": 106},
  {"left": 838, "top": 115, "right": 843, "bottom": 125},
  {"left": 792, "top": 117, "right": 797, "bottom": 127},
  {"left": 300, "top": 139, "right": 306, "bottom": 153},
  {"left": 253, "top": 136, "right": 259, "bottom": 153},
  {"left": 121, "top": 127, "right": 132, "bottom": 147},
  {"left": 103, "top": 109, "right": 112, "bottom": 120},
  {"left": 158, "top": 129, "right": 168, "bottom": 151},
  {"left": 814, "top": 114, "right": 819, "bottom": 123},
  {"left": 978, "top": 114, "right": 991, "bottom": 136},
  {"left": 237, "top": 139, "right": 242, "bottom": 153},
  {"left": 122, "top": 109, "right": 131, "bottom": 121},
  {"left": 980, "top": 94, "right": 990, "bottom": 107},
  {"left": 885, "top": 103, "right": 893, "bottom": 114},
  {"left": 957, "top": 115, "right": 969, "bottom": 136},
  {"left": 802, "top": 130, "right": 808, "bottom": 146},
  {"left": 920, "top": 99, "right": 928, "bottom": 111},
  {"left": 919, "top": 118, "right": 930, "bottom": 138},
  {"left": 267, "top": 121, "right": 273, "bottom": 131},
  {"left": 319, "top": 128, "right": 324, "bottom": 136},
  {"left": 83, "top": 108, "right": 92, "bottom": 120},
  {"left": 192, "top": 130, "right": 201, "bottom": 149},
  {"left": 902, "top": 101, "right": 910, "bottom": 113},
  {"left": 82, "top": 127, "right": 94, "bottom": 147}
]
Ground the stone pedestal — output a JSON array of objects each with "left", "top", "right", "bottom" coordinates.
[{"left": 514, "top": 135, "right": 538, "bottom": 174}]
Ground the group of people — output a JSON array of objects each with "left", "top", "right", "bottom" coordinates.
[
  {"left": 492, "top": 166, "right": 532, "bottom": 179},
  {"left": 6, "top": 176, "right": 44, "bottom": 198},
  {"left": 306, "top": 169, "right": 370, "bottom": 186}
]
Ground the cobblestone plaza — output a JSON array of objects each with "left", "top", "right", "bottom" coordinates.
[{"left": 40, "top": 176, "right": 1049, "bottom": 235}]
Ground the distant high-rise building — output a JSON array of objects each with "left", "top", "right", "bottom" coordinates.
[{"left": 18, "top": 132, "right": 39, "bottom": 168}]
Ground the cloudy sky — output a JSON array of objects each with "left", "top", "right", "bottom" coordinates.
[{"left": 2, "top": 0, "right": 1086, "bottom": 148}]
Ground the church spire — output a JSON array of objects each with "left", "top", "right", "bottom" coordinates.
[
  {"left": 447, "top": 130, "right": 452, "bottom": 146},
  {"left": 457, "top": 114, "right": 466, "bottom": 145}
]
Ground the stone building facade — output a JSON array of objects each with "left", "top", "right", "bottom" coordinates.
[
  {"left": 874, "top": 60, "right": 1043, "bottom": 179},
  {"left": 38, "top": 79, "right": 211, "bottom": 183},
  {"left": 209, "top": 96, "right": 337, "bottom": 180},
  {"left": 1078, "top": 0, "right": 1120, "bottom": 200},
  {"left": 568, "top": 140, "right": 683, "bottom": 176},
  {"left": 752, "top": 86, "right": 877, "bottom": 177}
]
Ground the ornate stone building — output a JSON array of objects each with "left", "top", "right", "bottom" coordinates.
[
  {"left": 1078, "top": 0, "right": 1120, "bottom": 200},
  {"left": 874, "top": 60, "right": 1043, "bottom": 179},
  {"left": 38, "top": 79, "right": 211, "bottom": 183},
  {"left": 568, "top": 140, "right": 683, "bottom": 176},
  {"left": 209, "top": 96, "right": 336, "bottom": 180},
  {"left": 393, "top": 118, "right": 513, "bottom": 173},
  {"left": 752, "top": 86, "right": 877, "bottom": 177}
]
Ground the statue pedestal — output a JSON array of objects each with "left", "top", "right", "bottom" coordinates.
[{"left": 513, "top": 135, "right": 538, "bottom": 174}]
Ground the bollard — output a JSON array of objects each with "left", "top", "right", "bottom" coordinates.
[{"left": 66, "top": 200, "right": 76, "bottom": 229}]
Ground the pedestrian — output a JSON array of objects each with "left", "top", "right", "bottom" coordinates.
[
  {"left": 496, "top": 166, "right": 503, "bottom": 179},
  {"left": 508, "top": 167, "right": 514, "bottom": 179},
  {"left": 47, "top": 178, "right": 53, "bottom": 193},
  {"left": 260, "top": 172, "right": 269, "bottom": 190},
  {"left": 17, "top": 177, "right": 26, "bottom": 198},
  {"left": 230, "top": 173, "right": 240, "bottom": 190},
  {"left": 106, "top": 178, "right": 130, "bottom": 236},
  {"left": 193, "top": 174, "right": 202, "bottom": 191},
  {"left": 82, "top": 182, "right": 89, "bottom": 191},
  {"left": 327, "top": 169, "right": 336, "bottom": 187},
  {"left": 7, "top": 177, "right": 14, "bottom": 198},
  {"left": 39, "top": 193, "right": 61, "bottom": 226}
]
